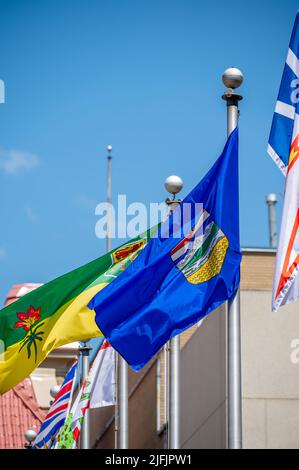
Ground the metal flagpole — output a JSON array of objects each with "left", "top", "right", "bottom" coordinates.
[
  {"left": 266, "top": 193, "right": 278, "bottom": 248},
  {"left": 119, "top": 356, "right": 128, "bottom": 448},
  {"left": 164, "top": 176, "right": 183, "bottom": 449},
  {"left": 222, "top": 67, "right": 243, "bottom": 449},
  {"left": 79, "top": 342, "right": 92, "bottom": 449},
  {"left": 164, "top": 343, "right": 170, "bottom": 448},
  {"left": 114, "top": 350, "right": 119, "bottom": 449},
  {"left": 169, "top": 335, "right": 180, "bottom": 448},
  {"left": 106, "top": 145, "right": 113, "bottom": 253},
  {"left": 105, "top": 145, "right": 129, "bottom": 449},
  {"left": 106, "top": 146, "right": 119, "bottom": 449}
]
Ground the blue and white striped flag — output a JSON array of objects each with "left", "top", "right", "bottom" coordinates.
[
  {"left": 268, "top": 12, "right": 299, "bottom": 311},
  {"left": 33, "top": 359, "right": 78, "bottom": 449},
  {"left": 268, "top": 12, "right": 299, "bottom": 174}
]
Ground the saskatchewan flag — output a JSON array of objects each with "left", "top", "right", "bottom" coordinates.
[{"left": 0, "top": 228, "right": 155, "bottom": 394}]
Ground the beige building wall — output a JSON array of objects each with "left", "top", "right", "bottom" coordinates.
[
  {"left": 179, "top": 289, "right": 299, "bottom": 449},
  {"left": 240, "top": 249, "right": 299, "bottom": 448},
  {"left": 177, "top": 249, "right": 299, "bottom": 449},
  {"left": 180, "top": 305, "right": 227, "bottom": 449},
  {"left": 241, "top": 289, "right": 299, "bottom": 448},
  {"left": 91, "top": 360, "right": 165, "bottom": 449}
]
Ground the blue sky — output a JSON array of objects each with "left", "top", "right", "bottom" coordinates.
[{"left": 0, "top": 0, "right": 297, "bottom": 303}]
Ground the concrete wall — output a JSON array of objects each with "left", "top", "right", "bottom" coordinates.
[
  {"left": 180, "top": 250, "right": 299, "bottom": 449},
  {"left": 180, "top": 304, "right": 227, "bottom": 449},
  {"left": 241, "top": 289, "right": 299, "bottom": 449},
  {"left": 92, "top": 360, "right": 164, "bottom": 449},
  {"left": 179, "top": 286, "right": 299, "bottom": 449}
]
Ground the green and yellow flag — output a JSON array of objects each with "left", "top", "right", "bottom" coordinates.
[{"left": 0, "top": 228, "right": 155, "bottom": 394}]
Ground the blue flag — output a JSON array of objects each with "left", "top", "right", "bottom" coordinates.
[
  {"left": 88, "top": 128, "right": 241, "bottom": 370},
  {"left": 268, "top": 12, "right": 299, "bottom": 174}
]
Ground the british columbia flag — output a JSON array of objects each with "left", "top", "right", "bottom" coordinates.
[
  {"left": 33, "top": 359, "right": 78, "bottom": 448},
  {"left": 268, "top": 12, "right": 299, "bottom": 311}
]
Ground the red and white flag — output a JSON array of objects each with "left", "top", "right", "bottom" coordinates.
[
  {"left": 268, "top": 13, "right": 299, "bottom": 311},
  {"left": 272, "top": 135, "right": 299, "bottom": 311},
  {"left": 66, "top": 340, "right": 115, "bottom": 448}
]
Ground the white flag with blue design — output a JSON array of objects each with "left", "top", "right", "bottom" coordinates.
[
  {"left": 268, "top": 12, "right": 299, "bottom": 174},
  {"left": 268, "top": 12, "right": 299, "bottom": 311}
]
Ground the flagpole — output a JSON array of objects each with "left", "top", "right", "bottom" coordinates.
[
  {"left": 169, "top": 335, "right": 180, "bottom": 448},
  {"left": 106, "top": 145, "right": 118, "bottom": 447},
  {"left": 164, "top": 343, "right": 170, "bottom": 448},
  {"left": 266, "top": 193, "right": 278, "bottom": 248},
  {"left": 222, "top": 67, "right": 243, "bottom": 449},
  {"left": 106, "top": 146, "right": 118, "bottom": 448},
  {"left": 79, "top": 342, "right": 92, "bottom": 449},
  {"left": 106, "top": 145, "right": 112, "bottom": 253},
  {"left": 114, "top": 350, "right": 119, "bottom": 449},
  {"left": 165, "top": 176, "right": 183, "bottom": 449},
  {"left": 119, "top": 356, "right": 129, "bottom": 448},
  {"left": 105, "top": 145, "right": 129, "bottom": 449}
]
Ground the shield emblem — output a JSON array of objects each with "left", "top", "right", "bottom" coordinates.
[{"left": 170, "top": 209, "right": 228, "bottom": 284}]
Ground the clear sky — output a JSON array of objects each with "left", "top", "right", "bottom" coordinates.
[{"left": 0, "top": 0, "right": 297, "bottom": 303}]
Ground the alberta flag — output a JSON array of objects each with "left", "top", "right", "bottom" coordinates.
[
  {"left": 88, "top": 128, "right": 241, "bottom": 370},
  {"left": 268, "top": 12, "right": 299, "bottom": 311}
]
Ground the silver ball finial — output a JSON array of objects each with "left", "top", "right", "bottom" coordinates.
[
  {"left": 164, "top": 175, "right": 183, "bottom": 196},
  {"left": 106, "top": 145, "right": 113, "bottom": 153},
  {"left": 222, "top": 67, "right": 243, "bottom": 89},
  {"left": 50, "top": 385, "right": 60, "bottom": 399},
  {"left": 24, "top": 429, "right": 37, "bottom": 443},
  {"left": 266, "top": 193, "right": 278, "bottom": 204}
]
